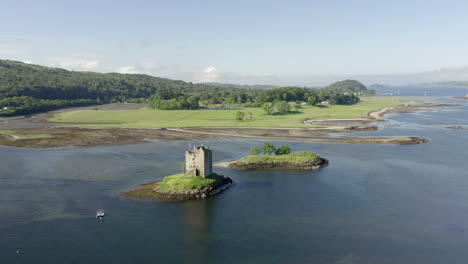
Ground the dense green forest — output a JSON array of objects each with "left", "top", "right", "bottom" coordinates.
[
  {"left": 0, "top": 60, "right": 371, "bottom": 115},
  {"left": 0, "top": 60, "right": 258, "bottom": 115}
]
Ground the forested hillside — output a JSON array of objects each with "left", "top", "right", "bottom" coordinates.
[
  {"left": 0, "top": 60, "right": 369, "bottom": 115},
  {"left": 0, "top": 60, "right": 258, "bottom": 115},
  {"left": 0, "top": 60, "right": 248, "bottom": 102}
]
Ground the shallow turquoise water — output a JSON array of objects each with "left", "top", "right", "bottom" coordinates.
[{"left": 1, "top": 88, "right": 468, "bottom": 263}]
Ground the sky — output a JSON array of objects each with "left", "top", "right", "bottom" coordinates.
[{"left": 2, "top": 0, "right": 468, "bottom": 86}]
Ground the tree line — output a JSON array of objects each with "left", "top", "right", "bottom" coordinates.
[
  {"left": 0, "top": 60, "right": 371, "bottom": 115},
  {"left": 248, "top": 142, "right": 292, "bottom": 156}
]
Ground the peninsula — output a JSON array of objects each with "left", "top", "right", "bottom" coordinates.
[
  {"left": 216, "top": 143, "right": 328, "bottom": 171},
  {"left": 124, "top": 145, "right": 232, "bottom": 201},
  {"left": 0, "top": 60, "right": 460, "bottom": 148}
]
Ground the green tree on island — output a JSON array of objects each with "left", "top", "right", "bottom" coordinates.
[
  {"left": 248, "top": 147, "right": 260, "bottom": 156},
  {"left": 262, "top": 102, "right": 274, "bottom": 115},
  {"left": 275, "top": 101, "right": 291, "bottom": 114},
  {"left": 262, "top": 142, "right": 276, "bottom": 155},
  {"left": 275, "top": 145, "right": 291, "bottom": 155}
]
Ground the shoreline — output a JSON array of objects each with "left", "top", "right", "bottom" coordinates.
[
  {"left": 215, "top": 154, "right": 329, "bottom": 171},
  {"left": 123, "top": 175, "right": 233, "bottom": 201},
  {"left": 0, "top": 102, "right": 461, "bottom": 148}
]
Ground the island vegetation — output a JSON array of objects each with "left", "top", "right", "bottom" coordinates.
[
  {"left": 218, "top": 143, "right": 328, "bottom": 170},
  {"left": 124, "top": 145, "right": 232, "bottom": 201},
  {"left": 124, "top": 172, "right": 232, "bottom": 201}
]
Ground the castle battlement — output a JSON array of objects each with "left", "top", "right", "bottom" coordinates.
[{"left": 185, "top": 145, "right": 212, "bottom": 178}]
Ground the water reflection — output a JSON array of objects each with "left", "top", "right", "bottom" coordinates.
[{"left": 182, "top": 199, "right": 212, "bottom": 263}]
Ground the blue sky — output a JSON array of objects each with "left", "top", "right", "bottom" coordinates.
[{"left": 2, "top": 0, "right": 468, "bottom": 85}]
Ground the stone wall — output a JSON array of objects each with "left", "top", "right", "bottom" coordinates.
[{"left": 185, "top": 146, "right": 212, "bottom": 177}]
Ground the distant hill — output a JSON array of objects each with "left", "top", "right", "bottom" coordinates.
[
  {"left": 369, "top": 83, "right": 386, "bottom": 88},
  {"left": 206, "top": 82, "right": 279, "bottom": 90},
  {"left": 0, "top": 60, "right": 233, "bottom": 101},
  {"left": 0, "top": 60, "right": 257, "bottom": 115},
  {"left": 323, "top": 80, "right": 373, "bottom": 94}
]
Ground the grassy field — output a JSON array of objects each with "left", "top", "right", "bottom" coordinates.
[
  {"left": 158, "top": 173, "right": 224, "bottom": 191},
  {"left": 239, "top": 152, "right": 319, "bottom": 163},
  {"left": 0, "top": 130, "right": 51, "bottom": 139},
  {"left": 49, "top": 97, "right": 420, "bottom": 128}
]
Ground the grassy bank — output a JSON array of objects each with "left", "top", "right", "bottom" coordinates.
[
  {"left": 49, "top": 97, "right": 421, "bottom": 128},
  {"left": 240, "top": 152, "right": 319, "bottom": 163},
  {"left": 158, "top": 173, "right": 225, "bottom": 191}
]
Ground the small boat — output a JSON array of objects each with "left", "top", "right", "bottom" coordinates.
[{"left": 96, "top": 209, "right": 105, "bottom": 218}]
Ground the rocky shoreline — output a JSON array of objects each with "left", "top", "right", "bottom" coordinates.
[
  {"left": 123, "top": 174, "right": 233, "bottom": 201},
  {"left": 217, "top": 157, "right": 329, "bottom": 171}
]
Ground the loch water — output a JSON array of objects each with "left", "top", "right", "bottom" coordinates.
[{"left": 1, "top": 86, "right": 468, "bottom": 264}]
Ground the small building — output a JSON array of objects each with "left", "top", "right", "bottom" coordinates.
[
  {"left": 185, "top": 145, "right": 212, "bottom": 178},
  {"left": 301, "top": 102, "right": 307, "bottom": 106}
]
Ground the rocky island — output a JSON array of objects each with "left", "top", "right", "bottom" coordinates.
[
  {"left": 216, "top": 143, "right": 329, "bottom": 171},
  {"left": 124, "top": 145, "right": 232, "bottom": 201}
]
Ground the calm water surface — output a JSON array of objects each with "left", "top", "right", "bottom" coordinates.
[{"left": 1, "top": 87, "right": 468, "bottom": 263}]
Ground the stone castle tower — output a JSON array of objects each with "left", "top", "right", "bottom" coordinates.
[{"left": 185, "top": 145, "right": 212, "bottom": 178}]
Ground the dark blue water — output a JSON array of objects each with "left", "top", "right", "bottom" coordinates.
[{"left": 1, "top": 86, "right": 467, "bottom": 264}]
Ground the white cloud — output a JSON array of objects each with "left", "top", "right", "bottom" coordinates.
[
  {"left": 113, "top": 61, "right": 182, "bottom": 75},
  {"left": 115, "top": 66, "right": 138, "bottom": 74},
  {"left": 195, "top": 66, "right": 220, "bottom": 82},
  {"left": 50, "top": 57, "right": 99, "bottom": 71},
  {"left": 203, "top": 66, "right": 216, "bottom": 74}
]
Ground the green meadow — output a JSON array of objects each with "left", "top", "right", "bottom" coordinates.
[
  {"left": 49, "top": 97, "right": 419, "bottom": 128},
  {"left": 158, "top": 173, "right": 225, "bottom": 191}
]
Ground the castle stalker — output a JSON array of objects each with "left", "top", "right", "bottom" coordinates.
[{"left": 185, "top": 145, "right": 212, "bottom": 177}]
